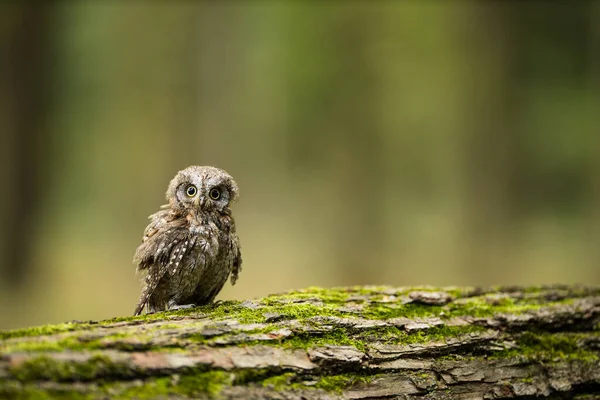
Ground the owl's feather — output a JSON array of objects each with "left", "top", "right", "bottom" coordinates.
[
  {"left": 230, "top": 247, "right": 242, "bottom": 285},
  {"left": 133, "top": 212, "right": 195, "bottom": 315}
]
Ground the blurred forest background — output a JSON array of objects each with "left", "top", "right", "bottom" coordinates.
[{"left": 1, "top": 1, "right": 599, "bottom": 330}]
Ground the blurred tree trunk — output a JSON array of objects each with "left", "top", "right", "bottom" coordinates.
[
  {"left": 195, "top": 3, "right": 243, "bottom": 164},
  {"left": 327, "top": 7, "right": 386, "bottom": 285},
  {"left": 457, "top": 2, "right": 519, "bottom": 283},
  {"left": 588, "top": 1, "right": 600, "bottom": 281},
  {"left": 286, "top": 4, "right": 386, "bottom": 285},
  {"left": 0, "top": 4, "right": 56, "bottom": 288}
]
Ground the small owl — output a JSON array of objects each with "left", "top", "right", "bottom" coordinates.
[{"left": 133, "top": 166, "right": 242, "bottom": 316}]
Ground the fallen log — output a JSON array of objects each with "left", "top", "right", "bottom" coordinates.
[{"left": 1, "top": 285, "right": 599, "bottom": 399}]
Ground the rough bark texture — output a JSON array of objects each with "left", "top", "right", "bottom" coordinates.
[{"left": 1, "top": 285, "right": 599, "bottom": 399}]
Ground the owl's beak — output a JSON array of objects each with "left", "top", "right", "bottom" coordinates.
[{"left": 197, "top": 195, "right": 206, "bottom": 208}]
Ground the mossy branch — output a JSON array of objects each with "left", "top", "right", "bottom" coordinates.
[{"left": 1, "top": 285, "right": 599, "bottom": 399}]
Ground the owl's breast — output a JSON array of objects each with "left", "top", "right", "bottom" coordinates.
[
  {"left": 190, "top": 222, "right": 239, "bottom": 305},
  {"left": 167, "top": 222, "right": 232, "bottom": 301}
]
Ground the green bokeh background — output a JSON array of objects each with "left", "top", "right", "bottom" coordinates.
[{"left": 1, "top": 1, "right": 599, "bottom": 330}]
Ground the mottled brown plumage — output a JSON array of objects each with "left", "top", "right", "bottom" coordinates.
[{"left": 133, "top": 166, "right": 242, "bottom": 316}]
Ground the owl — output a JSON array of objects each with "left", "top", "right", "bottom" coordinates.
[{"left": 133, "top": 166, "right": 242, "bottom": 316}]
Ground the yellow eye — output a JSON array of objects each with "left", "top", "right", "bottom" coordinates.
[
  {"left": 209, "top": 188, "right": 221, "bottom": 200},
  {"left": 186, "top": 185, "right": 197, "bottom": 197}
]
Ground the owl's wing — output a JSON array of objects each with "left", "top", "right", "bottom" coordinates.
[
  {"left": 133, "top": 211, "right": 192, "bottom": 315},
  {"left": 134, "top": 208, "right": 172, "bottom": 270},
  {"left": 230, "top": 247, "right": 242, "bottom": 286}
]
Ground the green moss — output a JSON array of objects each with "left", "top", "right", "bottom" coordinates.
[
  {"left": 442, "top": 296, "right": 574, "bottom": 319},
  {"left": 314, "top": 374, "right": 375, "bottom": 393},
  {"left": 398, "top": 325, "right": 488, "bottom": 345},
  {"left": 0, "top": 312, "right": 171, "bottom": 341},
  {"left": 157, "top": 323, "right": 185, "bottom": 329},
  {"left": 282, "top": 329, "right": 367, "bottom": 352},
  {"left": 349, "top": 324, "right": 489, "bottom": 352},
  {"left": 261, "top": 372, "right": 298, "bottom": 390},
  {"left": 493, "top": 332, "right": 599, "bottom": 362},
  {"left": 353, "top": 285, "right": 473, "bottom": 300},
  {"left": 96, "top": 331, "right": 165, "bottom": 352},
  {"left": 445, "top": 297, "right": 512, "bottom": 318},
  {"left": 252, "top": 324, "right": 490, "bottom": 354},
  {"left": 519, "top": 332, "right": 598, "bottom": 361},
  {"left": 117, "top": 371, "right": 231, "bottom": 399},
  {"left": 362, "top": 302, "right": 445, "bottom": 320},
  {"left": 0, "top": 336, "right": 97, "bottom": 353},
  {"left": 6, "top": 371, "right": 231, "bottom": 399},
  {"left": 0, "top": 372, "right": 378, "bottom": 399},
  {"left": 362, "top": 293, "right": 546, "bottom": 321},
  {"left": 442, "top": 287, "right": 476, "bottom": 299},
  {"left": 111, "top": 377, "right": 172, "bottom": 399},
  {"left": 214, "top": 369, "right": 377, "bottom": 394},
  {"left": 177, "top": 373, "right": 230, "bottom": 396},
  {"left": 9, "top": 355, "right": 132, "bottom": 382},
  {"left": 0, "top": 322, "right": 88, "bottom": 341},
  {"left": 98, "top": 312, "right": 174, "bottom": 325},
  {"left": 1, "top": 330, "right": 169, "bottom": 354},
  {"left": 0, "top": 313, "right": 166, "bottom": 340},
  {"left": 0, "top": 329, "right": 168, "bottom": 354},
  {"left": 197, "top": 301, "right": 348, "bottom": 325},
  {"left": 266, "top": 287, "right": 350, "bottom": 304},
  {"left": 261, "top": 303, "right": 341, "bottom": 321},
  {"left": 0, "top": 384, "right": 91, "bottom": 400},
  {"left": 233, "top": 369, "right": 278, "bottom": 385}
]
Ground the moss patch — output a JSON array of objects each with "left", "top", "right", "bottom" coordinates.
[
  {"left": 0, "top": 336, "right": 98, "bottom": 354},
  {"left": 282, "top": 328, "right": 367, "bottom": 352},
  {"left": 443, "top": 296, "right": 574, "bottom": 319},
  {"left": 0, "top": 322, "right": 88, "bottom": 341},
  {"left": 117, "top": 371, "right": 231, "bottom": 399},
  {"left": 395, "top": 325, "right": 489, "bottom": 345},
  {"left": 261, "top": 372, "right": 298, "bottom": 390},
  {"left": 266, "top": 286, "right": 351, "bottom": 304},
  {"left": 314, "top": 373, "right": 375, "bottom": 393},
  {"left": 0, "top": 383, "right": 91, "bottom": 400},
  {"left": 493, "top": 331, "right": 599, "bottom": 362},
  {"left": 362, "top": 302, "right": 444, "bottom": 320},
  {"left": 9, "top": 354, "right": 132, "bottom": 382}
]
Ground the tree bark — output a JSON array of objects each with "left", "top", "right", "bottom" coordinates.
[{"left": 1, "top": 285, "right": 599, "bottom": 399}]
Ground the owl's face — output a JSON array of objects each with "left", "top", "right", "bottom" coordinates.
[{"left": 167, "top": 166, "right": 239, "bottom": 214}]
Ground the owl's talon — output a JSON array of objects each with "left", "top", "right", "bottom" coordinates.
[{"left": 169, "top": 303, "right": 197, "bottom": 311}]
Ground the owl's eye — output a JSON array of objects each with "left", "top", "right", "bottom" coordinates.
[
  {"left": 186, "top": 185, "right": 197, "bottom": 197},
  {"left": 209, "top": 188, "right": 221, "bottom": 200}
]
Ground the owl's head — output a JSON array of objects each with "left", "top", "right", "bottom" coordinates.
[{"left": 166, "top": 166, "right": 239, "bottom": 214}]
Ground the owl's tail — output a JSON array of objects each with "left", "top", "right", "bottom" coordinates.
[{"left": 133, "top": 290, "right": 150, "bottom": 316}]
